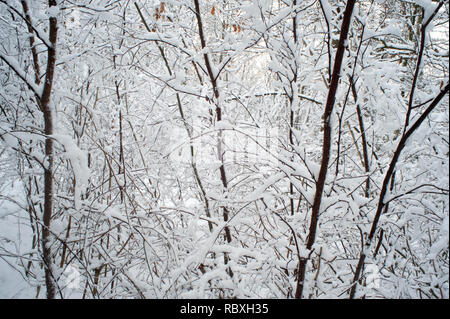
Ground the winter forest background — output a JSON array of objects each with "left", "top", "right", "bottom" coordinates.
[{"left": 0, "top": 0, "right": 448, "bottom": 299}]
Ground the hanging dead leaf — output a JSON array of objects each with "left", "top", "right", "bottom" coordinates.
[
  {"left": 211, "top": 6, "right": 215, "bottom": 15},
  {"left": 160, "top": 2, "right": 165, "bottom": 13},
  {"left": 155, "top": 8, "right": 160, "bottom": 20}
]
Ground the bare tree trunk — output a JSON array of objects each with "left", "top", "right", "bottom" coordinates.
[
  {"left": 40, "top": 0, "right": 58, "bottom": 299},
  {"left": 349, "top": 82, "right": 449, "bottom": 298},
  {"left": 193, "top": 0, "right": 232, "bottom": 244},
  {"left": 192, "top": 1, "right": 234, "bottom": 282},
  {"left": 295, "top": 0, "right": 356, "bottom": 299},
  {"left": 349, "top": 2, "right": 446, "bottom": 298},
  {"left": 21, "top": 0, "right": 41, "bottom": 85},
  {"left": 289, "top": 0, "right": 298, "bottom": 217}
]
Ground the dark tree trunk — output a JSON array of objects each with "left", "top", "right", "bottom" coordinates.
[
  {"left": 40, "top": 0, "right": 58, "bottom": 299},
  {"left": 295, "top": 0, "right": 356, "bottom": 299}
]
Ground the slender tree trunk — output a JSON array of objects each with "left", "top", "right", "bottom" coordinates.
[
  {"left": 349, "top": 82, "right": 449, "bottom": 298},
  {"left": 193, "top": 0, "right": 232, "bottom": 244},
  {"left": 349, "top": 2, "right": 446, "bottom": 298},
  {"left": 289, "top": 0, "right": 298, "bottom": 217},
  {"left": 40, "top": 0, "right": 58, "bottom": 299},
  {"left": 21, "top": 0, "right": 41, "bottom": 85},
  {"left": 295, "top": 0, "right": 356, "bottom": 299}
]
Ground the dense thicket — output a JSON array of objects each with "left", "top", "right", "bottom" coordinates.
[{"left": 0, "top": 0, "right": 448, "bottom": 299}]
